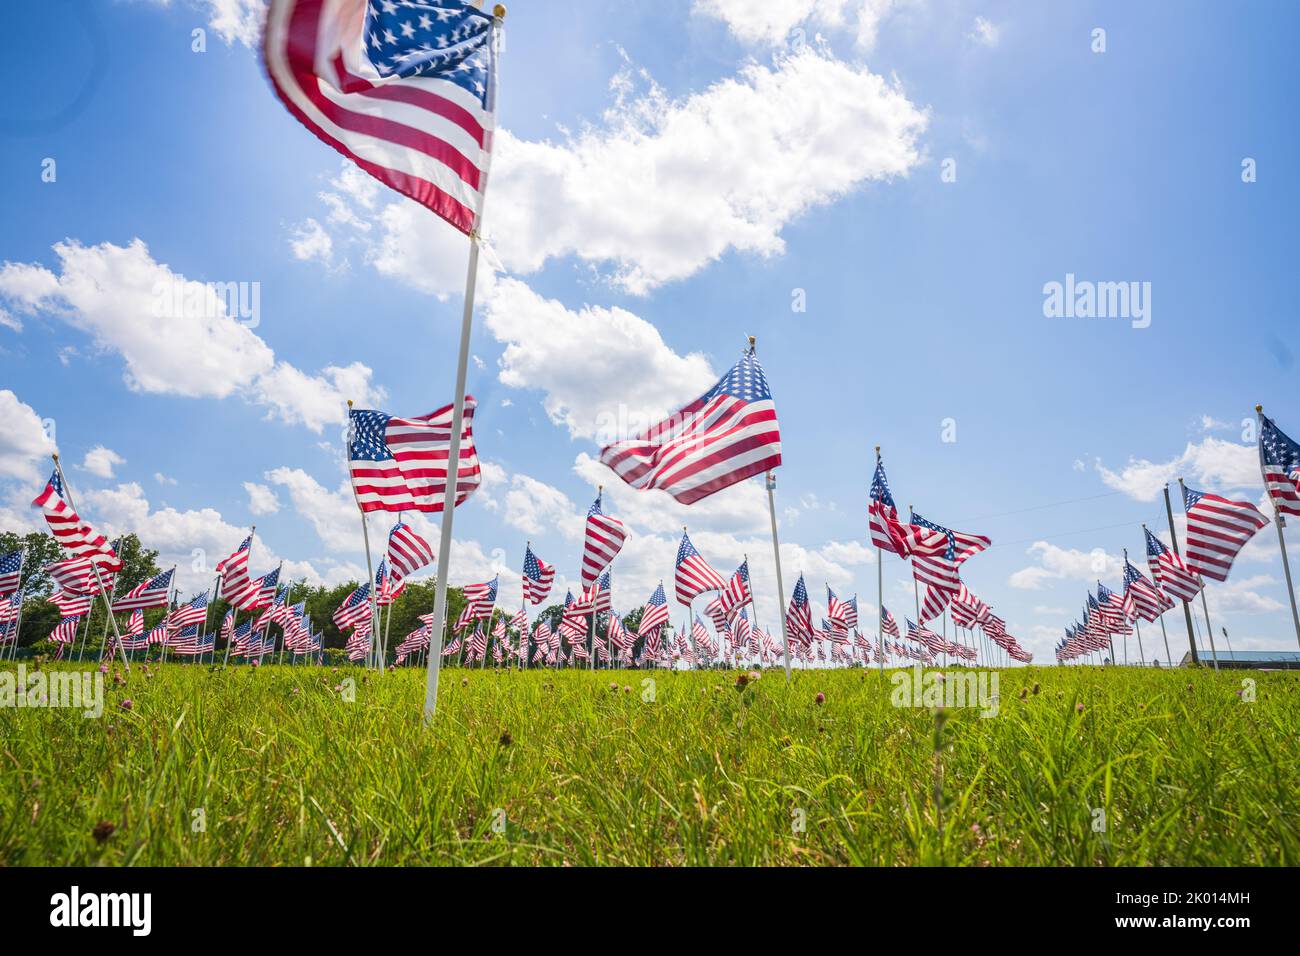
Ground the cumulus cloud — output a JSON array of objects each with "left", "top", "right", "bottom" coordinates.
[
  {"left": 0, "top": 240, "right": 385, "bottom": 433},
  {"left": 243, "top": 481, "right": 281, "bottom": 516},
  {"left": 692, "top": 0, "right": 901, "bottom": 50},
  {"left": 483, "top": 277, "right": 716, "bottom": 440},
  {"left": 80, "top": 445, "right": 125, "bottom": 479},
  {"left": 0, "top": 390, "right": 55, "bottom": 483},
  {"left": 1095, "top": 437, "right": 1260, "bottom": 502},
  {"left": 1009, "top": 542, "right": 1121, "bottom": 590},
  {"left": 303, "top": 45, "right": 927, "bottom": 297},
  {"left": 289, "top": 218, "right": 334, "bottom": 265}
]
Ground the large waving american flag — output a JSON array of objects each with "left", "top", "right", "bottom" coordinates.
[
  {"left": 1181, "top": 484, "right": 1269, "bottom": 582},
  {"left": 31, "top": 470, "right": 121, "bottom": 571},
  {"left": 264, "top": 0, "right": 499, "bottom": 236},
  {"left": 218, "top": 535, "right": 253, "bottom": 604},
  {"left": 49, "top": 590, "right": 93, "bottom": 618},
  {"left": 600, "top": 347, "right": 781, "bottom": 505},
  {"left": 1145, "top": 527, "right": 1202, "bottom": 602},
  {"left": 349, "top": 400, "right": 481, "bottom": 513},
  {"left": 521, "top": 543, "right": 554, "bottom": 605},
  {"left": 580, "top": 493, "right": 626, "bottom": 587},
  {"left": 673, "top": 531, "right": 727, "bottom": 606},
  {"left": 868, "top": 455, "right": 912, "bottom": 557},
  {"left": 1259, "top": 412, "right": 1300, "bottom": 516}
]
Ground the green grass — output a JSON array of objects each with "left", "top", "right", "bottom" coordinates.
[{"left": 1, "top": 662, "right": 1297, "bottom": 865}]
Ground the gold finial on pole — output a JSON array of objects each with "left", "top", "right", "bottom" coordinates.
[
  {"left": 494, "top": 3, "right": 507, "bottom": 19},
  {"left": 1256, "top": 404, "right": 1264, "bottom": 413},
  {"left": 51, "top": 452, "right": 59, "bottom": 462}
]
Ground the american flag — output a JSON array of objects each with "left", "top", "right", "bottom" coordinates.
[
  {"left": 31, "top": 470, "right": 121, "bottom": 571},
  {"left": 50, "top": 615, "right": 81, "bottom": 645},
  {"left": 559, "top": 590, "right": 588, "bottom": 642},
  {"left": 1259, "top": 412, "right": 1300, "bottom": 516},
  {"left": 674, "top": 532, "right": 728, "bottom": 606},
  {"left": 826, "top": 586, "right": 848, "bottom": 627},
  {"left": 868, "top": 455, "right": 912, "bottom": 557},
  {"left": 1181, "top": 484, "right": 1269, "bottom": 582},
  {"left": 145, "top": 623, "right": 170, "bottom": 645},
  {"left": 348, "top": 401, "right": 481, "bottom": 513},
  {"left": 608, "top": 614, "right": 632, "bottom": 651},
  {"left": 881, "top": 604, "right": 901, "bottom": 639},
  {"left": 691, "top": 614, "right": 710, "bottom": 649},
  {"left": 909, "top": 510, "right": 991, "bottom": 563},
  {"left": 638, "top": 582, "right": 669, "bottom": 637},
  {"left": 218, "top": 536, "right": 253, "bottom": 604},
  {"left": 467, "top": 623, "right": 487, "bottom": 659},
  {"left": 1123, "top": 558, "right": 1170, "bottom": 622},
  {"left": 720, "top": 559, "right": 752, "bottom": 617},
  {"left": 509, "top": 607, "right": 527, "bottom": 631},
  {"left": 234, "top": 566, "right": 280, "bottom": 611},
  {"left": 333, "top": 583, "right": 373, "bottom": 629},
  {"left": 599, "top": 346, "right": 782, "bottom": 505},
  {"left": 785, "top": 574, "right": 813, "bottom": 647},
  {"left": 0, "top": 549, "right": 22, "bottom": 597},
  {"left": 584, "top": 570, "right": 612, "bottom": 615},
  {"left": 169, "top": 624, "right": 214, "bottom": 656},
  {"left": 46, "top": 556, "right": 114, "bottom": 596},
  {"left": 521, "top": 544, "right": 555, "bottom": 605},
  {"left": 48, "top": 590, "right": 92, "bottom": 618},
  {"left": 387, "top": 518, "right": 436, "bottom": 583},
  {"left": 254, "top": 586, "right": 288, "bottom": 632},
  {"left": 913, "top": 538, "right": 958, "bottom": 623},
  {"left": 462, "top": 574, "right": 498, "bottom": 618},
  {"left": 168, "top": 591, "right": 210, "bottom": 629},
  {"left": 1097, "top": 582, "right": 1132, "bottom": 635},
  {"left": 111, "top": 568, "right": 174, "bottom": 613},
  {"left": 126, "top": 609, "right": 144, "bottom": 640},
  {"left": 1145, "top": 527, "right": 1202, "bottom": 602},
  {"left": 734, "top": 607, "right": 754, "bottom": 654},
  {"left": 906, "top": 618, "right": 945, "bottom": 655},
  {"left": 580, "top": 493, "right": 626, "bottom": 587},
  {"left": 264, "top": 0, "right": 499, "bottom": 237}
]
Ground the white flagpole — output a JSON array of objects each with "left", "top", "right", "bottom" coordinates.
[
  {"left": 50, "top": 454, "right": 131, "bottom": 672},
  {"left": 420, "top": 4, "right": 506, "bottom": 719},
  {"left": 1256, "top": 405, "right": 1300, "bottom": 650},
  {"left": 765, "top": 469, "right": 791, "bottom": 682}
]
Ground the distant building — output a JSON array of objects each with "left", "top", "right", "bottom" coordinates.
[{"left": 1177, "top": 649, "right": 1300, "bottom": 670}]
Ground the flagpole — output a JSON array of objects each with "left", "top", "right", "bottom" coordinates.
[
  {"left": 765, "top": 469, "right": 791, "bottom": 682},
  {"left": 1256, "top": 405, "right": 1300, "bottom": 651},
  {"left": 1176, "top": 477, "right": 1220, "bottom": 671},
  {"left": 1154, "top": 497, "right": 1200, "bottom": 667},
  {"left": 50, "top": 455, "right": 131, "bottom": 672}
]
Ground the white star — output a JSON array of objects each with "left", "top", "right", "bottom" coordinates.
[{"left": 400, "top": 20, "right": 416, "bottom": 38}]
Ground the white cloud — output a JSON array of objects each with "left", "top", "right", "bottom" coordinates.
[
  {"left": 81, "top": 481, "right": 332, "bottom": 595},
  {"left": 142, "top": 0, "right": 264, "bottom": 48},
  {"left": 289, "top": 217, "right": 334, "bottom": 265},
  {"left": 154, "top": 472, "right": 178, "bottom": 486},
  {"left": 243, "top": 481, "right": 281, "bottom": 516},
  {"left": 264, "top": 467, "right": 359, "bottom": 552},
  {"left": 0, "top": 307, "right": 20, "bottom": 332},
  {"left": 693, "top": 0, "right": 900, "bottom": 51},
  {"left": 0, "top": 240, "right": 385, "bottom": 433},
  {"left": 80, "top": 445, "right": 125, "bottom": 479},
  {"left": 967, "top": 16, "right": 1000, "bottom": 47},
  {"left": 0, "top": 390, "right": 54, "bottom": 484},
  {"left": 1095, "top": 438, "right": 1260, "bottom": 502},
  {"left": 307, "top": 46, "right": 926, "bottom": 297},
  {"left": 1009, "top": 541, "right": 1121, "bottom": 590},
  {"left": 482, "top": 277, "right": 716, "bottom": 440}
]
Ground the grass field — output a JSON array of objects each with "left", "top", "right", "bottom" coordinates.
[{"left": 1, "top": 662, "right": 1297, "bottom": 866}]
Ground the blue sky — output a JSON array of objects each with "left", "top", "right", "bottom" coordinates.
[{"left": 3, "top": 0, "right": 1299, "bottom": 664}]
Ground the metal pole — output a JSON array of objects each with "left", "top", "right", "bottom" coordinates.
[
  {"left": 1258, "top": 405, "right": 1300, "bottom": 649},
  {"left": 765, "top": 469, "right": 791, "bottom": 682}
]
